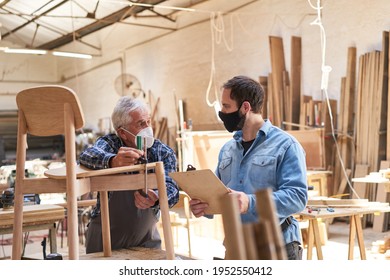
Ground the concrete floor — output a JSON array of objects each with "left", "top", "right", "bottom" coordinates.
[{"left": 1, "top": 219, "right": 389, "bottom": 260}]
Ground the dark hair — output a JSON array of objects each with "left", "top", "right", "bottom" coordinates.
[{"left": 222, "top": 75, "right": 264, "bottom": 114}]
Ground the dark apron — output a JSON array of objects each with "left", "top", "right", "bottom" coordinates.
[{"left": 85, "top": 190, "right": 161, "bottom": 254}]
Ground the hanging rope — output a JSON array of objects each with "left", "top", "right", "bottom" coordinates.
[{"left": 308, "top": 0, "right": 359, "bottom": 198}]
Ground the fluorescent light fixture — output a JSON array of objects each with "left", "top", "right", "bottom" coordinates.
[
  {"left": 1, "top": 47, "right": 94, "bottom": 59},
  {"left": 52, "top": 51, "right": 92, "bottom": 59},
  {"left": 4, "top": 48, "right": 47, "bottom": 55}
]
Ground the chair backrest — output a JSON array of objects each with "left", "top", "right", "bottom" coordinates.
[
  {"left": 171, "top": 191, "right": 192, "bottom": 219},
  {"left": 16, "top": 85, "right": 84, "bottom": 136}
]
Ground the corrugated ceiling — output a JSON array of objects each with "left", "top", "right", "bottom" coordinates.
[{"left": 0, "top": 0, "right": 205, "bottom": 51}]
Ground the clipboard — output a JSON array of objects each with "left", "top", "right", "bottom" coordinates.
[{"left": 169, "top": 169, "right": 230, "bottom": 214}]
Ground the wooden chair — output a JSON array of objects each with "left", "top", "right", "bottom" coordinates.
[
  {"left": 169, "top": 191, "right": 199, "bottom": 257},
  {"left": 220, "top": 188, "right": 287, "bottom": 260},
  {"left": 12, "top": 85, "right": 174, "bottom": 260}
]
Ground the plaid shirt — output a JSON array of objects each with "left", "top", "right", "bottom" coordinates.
[{"left": 79, "top": 133, "right": 179, "bottom": 218}]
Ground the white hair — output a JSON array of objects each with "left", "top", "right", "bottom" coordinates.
[{"left": 111, "top": 96, "right": 148, "bottom": 130}]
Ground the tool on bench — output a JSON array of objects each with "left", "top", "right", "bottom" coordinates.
[
  {"left": 137, "top": 135, "right": 148, "bottom": 198},
  {"left": 307, "top": 206, "right": 321, "bottom": 214},
  {"left": 41, "top": 237, "right": 63, "bottom": 260}
]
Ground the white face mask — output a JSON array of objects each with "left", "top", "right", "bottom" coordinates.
[{"left": 121, "top": 126, "right": 154, "bottom": 149}]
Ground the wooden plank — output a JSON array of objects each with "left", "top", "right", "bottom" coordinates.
[
  {"left": 343, "top": 47, "right": 357, "bottom": 135},
  {"left": 323, "top": 99, "right": 337, "bottom": 169},
  {"left": 287, "top": 129, "right": 325, "bottom": 170},
  {"left": 338, "top": 77, "right": 346, "bottom": 135},
  {"left": 290, "top": 36, "right": 301, "bottom": 130},
  {"left": 334, "top": 47, "right": 356, "bottom": 195},
  {"left": 282, "top": 70, "right": 291, "bottom": 130},
  {"left": 307, "top": 198, "right": 369, "bottom": 208},
  {"left": 269, "top": 36, "right": 286, "bottom": 127},
  {"left": 376, "top": 31, "right": 388, "bottom": 172},
  {"left": 388, "top": 31, "right": 390, "bottom": 161},
  {"left": 300, "top": 95, "right": 312, "bottom": 128},
  {"left": 355, "top": 55, "right": 364, "bottom": 164},
  {"left": 307, "top": 99, "right": 314, "bottom": 126},
  {"left": 259, "top": 76, "right": 268, "bottom": 119},
  {"left": 336, "top": 169, "right": 352, "bottom": 195},
  {"left": 256, "top": 188, "right": 286, "bottom": 259},
  {"left": 267, "top": 73, "right": 274, "bottom": 122},
  {"left": 352, "top": 164, "right": 370, "bottom": 228},
  {"left": 220, "top": 193, "right": 247, "bottom": 260},
  {"left": 373, "top": 160, "right": 390, "bottom": 232},
  {"left": 352, "top": 164, "right": 370, "bottom": 199}
]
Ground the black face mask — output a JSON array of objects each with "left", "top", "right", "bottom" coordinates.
[{"left": 218, "top": 109, "right": 245, "bottom": 132}]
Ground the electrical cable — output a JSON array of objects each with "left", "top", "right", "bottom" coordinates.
[
  {"left": 205, "top": 12, "right": 234, "bottom": 117},
  {"left": 308, "top": 0, "right": 359, "bottom": 198}
]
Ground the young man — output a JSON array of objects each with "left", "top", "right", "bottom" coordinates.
[
  {"left": 79, "top": 96, "right": 179, "bottom": 253},
  {"left": 190, "top": 75, "right": 308, "bottom": 260}
]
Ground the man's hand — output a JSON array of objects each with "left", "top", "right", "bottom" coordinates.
[
  {"left": 110, "top": 147, "right": 144, "bottom": 167},
  {"left": 134, "top": 189, "right": 158, "bottom": 209},
  {"left": 229, "top": 189, "right": 249, "bottom": 214},
  {"left": 189, "top": 199, "right": 209, "bottom": 217}
]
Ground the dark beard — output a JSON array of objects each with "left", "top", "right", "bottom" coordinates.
[{"left": 236, "top": 113, "right": 246, "bottom": 130}]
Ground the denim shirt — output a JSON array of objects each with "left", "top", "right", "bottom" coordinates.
[{"left": 216, "top": 120, "right": 308, "bottom": 245}]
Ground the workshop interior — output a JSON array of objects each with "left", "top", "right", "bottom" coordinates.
[{"left": 1, "top": 0, "right": 390, "bottom": 262}]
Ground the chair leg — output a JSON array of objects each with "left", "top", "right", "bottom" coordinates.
[
  {"left": 11, "top": 183, "right": 25, "bottom": 259},
  {"left": 155, "top": 162, "right": 175, "bottom": 259},
  {"left": 100, "top": 191, "right": 112, "bottom": 257},
  {"left": 186, "top": 225, "right": 192, "bottom": 258}
]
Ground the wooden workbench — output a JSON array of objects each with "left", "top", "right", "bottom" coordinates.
[
  {"left": 0, "top": 204, "right": 65, "bottom": 256},
  {"left": 78, "top": 247, "right": 193, "bottom": 260},
  {"left": 298, "top": 204, "right": 390, "bottom": 260}
]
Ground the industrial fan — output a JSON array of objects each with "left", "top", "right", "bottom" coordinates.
[{"left": 114, "top": 73, "right": 145, "bottom": 99}]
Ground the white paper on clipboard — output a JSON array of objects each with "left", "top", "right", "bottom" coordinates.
[{"left": 169, "top": 169, "right": 230, "bottom": 215}]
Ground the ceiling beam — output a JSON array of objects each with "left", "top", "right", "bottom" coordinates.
[
  {"left": 37, "top": 0, "right": 167, "bottom": 50},
  {"left": 2, "top": 0, "right": 68, "bottom": 39}
]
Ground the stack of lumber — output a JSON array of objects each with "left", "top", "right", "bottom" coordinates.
[
  {"left": 266, "top": 35, "right": 337, "bottom": 172},
  {"left": 352, "top": 31, "right": 389, "bottom": 229},
  {"left": 332, "top": 47, "right": 356, "bottom": 195},
  {"left": 150, "top": 94, "right": 170, "bottom": 145},
  {"left": 267, "top": 36, "right": 301, "bottom": 130},
  {"left": 299, "top": 97, "right": 337, "bottom": 170},
  {"left": 355, "top": 33, "right": 388, "bottom": 178},
  {"left": 263, "top": 31, "right": 390, "bottom": 231}
]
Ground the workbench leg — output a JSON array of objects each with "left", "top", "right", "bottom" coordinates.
[
  {"left": 307, "top": 220, "right": 314, "bottom": 260},
  {"left": 348, "top": 215, "right": 356, "bottom": 260},
  {"left": 354, "top": 215, "right": 366, "bottom": 260},
  {"left": 49, "top": 223, "right": 58, "bottom": 253},
  {"left": 312, "top": 219, "right": 323, "bottom": 260}
]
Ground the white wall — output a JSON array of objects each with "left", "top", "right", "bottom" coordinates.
[
  {"left": 2, "top": 0, "right": 390, "bottom": 132},
  {"left": 0, "top": 53, "right": 58, "bottom": 110}
]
